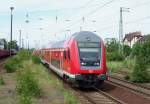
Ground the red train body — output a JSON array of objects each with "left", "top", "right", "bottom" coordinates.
[
  {"left": 0, "top": 49, "right": 16, "bottom": 59},
  {"left": 34, "top": 31, "right": 107, "bottom": 87},
  {"left": 0, "top": 50, "right": 10, "bottom": 58}
]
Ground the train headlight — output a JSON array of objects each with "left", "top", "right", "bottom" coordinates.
[
  {"left": 94, "top": 62, "right": 99, "bottom": 66},
  {"left": 96, "top": 62, "right": 99, "bottom": 65},
  {"left": 81, "top": 62, "right": 86, "bottom": 66},
  {"left": 81, "top": 62, "right": 84, "bottom": 65}
]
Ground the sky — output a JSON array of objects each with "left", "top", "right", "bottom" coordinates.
[{"left": 0, "top": 0, "right": 150, "bottom": 48}]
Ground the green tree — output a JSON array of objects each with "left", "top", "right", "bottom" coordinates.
[
  {"left": 131, "top": 35, "right": 150, "bottom": 83},
  {"left": 123, "top": 45, "right": 131, "bottom": 57},
  {"left": 131, "top": 55, "right": 150, "bottom": 83},
  {"left": 8, "top": 40, "right": 19, "bottom": 50},
  {"left": 106, "top": 39, "right": 124, "bottom": 61},
  {"left": 106, "top": 39, "right": 119, "bottom": 52},
  {"left": 0, "top": 39, "right": 8, "bottom": 49}
]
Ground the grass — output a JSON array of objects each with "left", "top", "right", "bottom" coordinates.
[
  {"left": 107, "top": 61, "right": 124, "bottom": 73},
  {"left": 64, "top": 91, "right": 79, "bottom": 104},
  {"left": 16, "top": 68, "right": 41, "bottom": 97},
  {"left": 3, "top": 50, "right": 80, "bottom": 104},
  {"left": 31, "top": 56, "right": 41, "bottom": 64},
  {"left": 26, "top": 60, "right": 80, "bottom": 104},
  {"left": 107, "top": 59, "right": 135, "bottom": 73},
  {"left": 107, "top": 58, "right": 150, "bottom": 83},
  {"left": 16, "top": 60, "right": 42, "bottom": 104},
  {"left": 11, "top": 50, "right": 79, "bottom": 104}
]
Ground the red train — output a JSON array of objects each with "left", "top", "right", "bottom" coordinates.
[
  {"left": 0, "top": 49, "right": 16, "bottom": 59},
  {"left": 0, "top": 50, "right": 10, "bottom": 58},
  {"left": 33, "top": 31, "right": 107, "bottom": 87}
]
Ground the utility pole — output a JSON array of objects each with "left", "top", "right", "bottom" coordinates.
[
  {"left": 25, "top": 13, "right": 29, "bottom": 50},
  {"left": 22, "top": 39, "right": 24, "bottom": 49},
  {"left": 80, "top": 17, "right": 85, "bottom": 31},
  {"left": 119, "top": 7, "right": 129, "bottom": 53},
  {"left": 92, "top": 20, "right": 96, "bottom": 32},
  {"left": 56, "top": 9, "right": 58, "bottom": 23},
  {"left": 19, "top": 30, "right": 21, "bottom": 50},
  {"left": 10, "top": 6, "right": 14, "bottom": 56}
]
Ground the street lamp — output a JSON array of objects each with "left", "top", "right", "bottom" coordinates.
[{"left": 10, "top": 6, "right": 14, "bottom": 56}]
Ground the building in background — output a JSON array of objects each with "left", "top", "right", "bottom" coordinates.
[
  {"left": 137, "top": 35, "right": 150, "bottom": 43},
  {"left": 123, "top": 31, "right": 142, "bottom": 47}
]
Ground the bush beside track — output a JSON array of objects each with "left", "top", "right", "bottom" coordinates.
[
  {"left": 106, "top": 37, "right": 150, "bottom": 83},
  {"left": 3, "top": 50, "right": 79, "bottom": 104}
]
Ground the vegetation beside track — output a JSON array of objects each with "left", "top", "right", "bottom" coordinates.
[
  {"left": 2, "top": 50, "right": 79, "bottom": 104},
  {"left": 106, "top": 37, "right": 150, "bottom": 83},
  {"left": 0, "top": 77, "right": 4, "bottom": 85}
]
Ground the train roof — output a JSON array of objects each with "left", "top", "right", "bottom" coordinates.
[
  {"left": 50, "top": 40, "right": 65, "bottom": 49},
  {"left": 50, "top": 31, "right": 101, "bottom": 49},
  {"left": 71, "top": 31, "right": 101, "bottom": 42}
]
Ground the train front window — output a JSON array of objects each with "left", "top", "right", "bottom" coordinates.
[{"left": 78, "top": 42, "right": 101, "bottom": 68}]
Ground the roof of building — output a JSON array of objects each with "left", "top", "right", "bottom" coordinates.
[
  {"left": 123, "top": 31, "right": 142, "bottom": 42},
  {"left": 137, "top": 35, "right": 150, "bottom": 43}
]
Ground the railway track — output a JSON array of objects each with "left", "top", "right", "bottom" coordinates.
[
  {"left": 108, "top": 75, "right": 150, "bottom": 98},
  {"left": 110, "top": 72, "right": 150, "bottom": 89},
  {"left": 43, "top": 64, "right": 150, "bottom": 104},
  {"left": 44, "top": 64, "right": 125, "bottom": 104},
  {"left": 75, "top": 87, "right": 125, "bottom": 104}
]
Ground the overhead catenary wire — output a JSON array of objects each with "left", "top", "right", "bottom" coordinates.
[
  {"left": 53, "top": 0, "right": 95, "bottom": 35},
  {"left": 95, "top": 15, "right": 150, "bottom": 33},
  {"left": 56, "top": 0, "right": 117, "bottom": 34}
]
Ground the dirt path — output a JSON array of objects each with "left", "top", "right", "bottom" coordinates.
[{"left": 0, "top": 60, "right": 17, "bottom": 104}]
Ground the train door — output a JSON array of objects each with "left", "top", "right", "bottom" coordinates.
[
  {"left": 49, "top": 51, "right": 51, "bottom": 64},
  {"left": 60, "top": 51, "right": 63, "bottom": 70}
]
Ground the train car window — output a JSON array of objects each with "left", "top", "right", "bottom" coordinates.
[
  {"left": 78, "top": 42, "right": 100, "bottom": 48},
  {"left": 63, "top": 51, "right": 66, "bottom": 59},
  {"left": 68, "top": 49, "right": 70, "bottom": 60}
]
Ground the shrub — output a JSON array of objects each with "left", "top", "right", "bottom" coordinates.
[
  {"left": 132, "top": 36, "right": 150, "bottom": 64},
  {"left": 106, "top": 39, "right": 119, "bottom": 52},
  {"left": 106, "top": 51, "right": 124, "bottom": 61},
  {"left": 107, "top": 61, "right": 123, "bottom": 72},
  {"left": 4, "top": 63, "right": 15, "bottom": 73},
  {"left": 0, "top": 77, "right": 4, "bottom": 85},
  {"left": 130, "top": 37, "right": 150, "bottom": 83},
  {"left": 124, "top": 75, "right": 130, "bottom": 80},
  {"left": 4, "top": 57, "right": 21, "bottom": 73},
  {"left": 32, "top": 56, "right": 41, "bottom": 64},
  {"left": 19, "top": 95, "right": 32, "bottom": 104},
  {"left": 123, "top": 45, "right": 131, "bottom": 57},
  {"left": 123, "top": 59, "right": 135, "bottom": 69},
  {"left": 16, "top": 69, "right": 41, "bottom": 98},
  {"left": 131, "top": 56, "right": 150, "bottom": 83}
]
